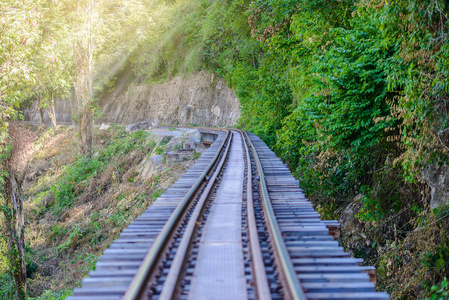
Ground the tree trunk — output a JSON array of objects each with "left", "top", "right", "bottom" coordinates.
[
  {"left": 74, "top": 39, "right": 93, "bottom": 156},
  {"left": 79, "top": 107, "right": 93, "bottom": 157},
  {"left": 48, "top": 91, "right": 57, "bottom": 134},
  {"left": 4, "top": 169, "right": 27, "bottom": 299},
  {"left": 74, "top": 0, "right": 95, "bottom": 157},
  {"left": 38, "top": 106, "right": 45, "bottom": 126}
]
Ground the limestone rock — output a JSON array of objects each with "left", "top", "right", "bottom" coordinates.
[
  {"left": 166, "top": 150, "right": 194, "bottom": 164},
  {"left": 139, "top": 155, "right": 164, "bottom": 179},
  {"left": 165, "top": 137, "right": 183, "bottom": 152},
  {"left": 151, "top": 119, "right": 159, "bottom": 127},
  {"left": 24, "top": 71, "right": 240, "bottom": 127},
  {"left": 422, "top": 163, "right": 449, "bottom": 209},
  {"left": 340, "top": 201, "right": 364, "bottom": 242},
  {"left": 97, "top": 70, "right": 240, "bottom": 127},
  {"left": 99, "top": 123, "right": 110, "bottom": 130},
  {"left": 24, "top": 98, "right": 73, "bottom": 124},
  {"left": 211, "top": 105, "right": 221, "bottom": 118},
  {"left": 339, "top": 196, "right": 385, "bottom": 258},
  {"left": 126, "top": 119, "right": 151, "bottom": 132},
  {"left": 340, "top": 199, "right": 370, "bottom": 255},
  {"left": 183, "top": 142, "right": 196, "bottom": 150},
  {"left": 187, "top": 129, "right": 202, "bottom": 144}
]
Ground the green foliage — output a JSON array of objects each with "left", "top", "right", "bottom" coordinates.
[
  {"left": 0, "top": 0, "right": 41, "bottom": 104},
  {"left": 420, "top": 239, "right": 449, "bottom": 291},
  {"left": 193, "top": 151, "right": 201, "bottom": 160},
  {"left": 155, "top": 146, "right": 165, "bottom": 155},
  {"left": 25, "top": 244, "right": 38, "bottom": 278},
  {"left": 109, "top": 209, "right": 126, "bottom": 226},
  {"left": 356, "top": 188, "right": 389, "bottom": 223},
  {"left": 303, "top": 25, "right": 396, "bottom": 150},
  {"left": 427, "top": 278, "right": 449, "bottom": 300},
  {"left": 237, "top": 63, "right": 294, "bottom": 147},
  {"left": 0, "top": 272, "right": 16, "bottom": 300},
  {"left": 29, "top": 289, "right": 73, "bottom": 300},
  {"left": 56, "top": 226, "right": 85, "bottom": 253},
  {"left": 128, "top": 1, "right": 447, "bottom": 295},
  {"left": 377, "top": 0, "right": 449, "bottom": 179},
  {"left": 0, "top": 0, "right": 41, "bottom": 187},
  {"left": 51, "top": 157, "right": 102, "bottom": 215},
  {"left": 50, "top": 129, "right": 151, "bottom": 215},
  {"left": 0, "top": 0, "right": 447, "bottom": 297}
]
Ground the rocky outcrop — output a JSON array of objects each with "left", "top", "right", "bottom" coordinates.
[
  {"left": 25, "top": 70, "right": 241, "bottom": 127},
  {"left": 139, "top": 155, "right": 164, "bottom": 179},
  {"left": 340, "top": 199, "right": 369, "bottom": 251},
  {"left": 25, "top": 99, "right": 73, "bottom": 124},
  {"left": 422, "top": 163, "right": 449, "bottom": 209},
  {"left": 339, "top": 194, "right": 384, "bottom": 259},
  {"left": 99, "top": 71, "right": 240, "bottom": 126},
  {"left": 125, "top": 120, "right": 152, "bottom": 132}
]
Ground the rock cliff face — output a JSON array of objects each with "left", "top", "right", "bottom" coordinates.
[
  {"left": 422, "top": 163, "right": 449, "bottom": 208},
  {"left": 98, "top": 70, "right": 240, "bottom": 126},
  {"left": 25, "top": 99, "right": 73, "bottom": 124},
  {"left": 26, "top": 71, "right": 240, "bottom": 127}
]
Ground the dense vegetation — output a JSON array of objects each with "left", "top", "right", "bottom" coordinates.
[
  {"left": 0, "top": 125, "right": 194, "bottom": 299},
  {"left": 125, "top": 1, "right": 449, "bottom": 297},
  {"left": 1, "top": 0, "right": 449, "bottom": 299},
  {"left": 1, "top": 1, "right": 164, "bottom": 298}
]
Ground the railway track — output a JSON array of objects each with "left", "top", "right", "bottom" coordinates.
[{"left": 68, "top": 129, "right": 389, "bottom": 300}]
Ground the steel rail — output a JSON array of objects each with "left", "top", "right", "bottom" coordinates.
[
  {"left": 243, "top": 131, "right": 307, "bottom": 300},
  {"left": 123, "top": 130, "right": 231, "bottom": 300},
  {"left": 157, "top": 131, "right": 234, "bottom": 299},
  {"left": 240, "top": 130, "right": 272, "bottom": 300}
]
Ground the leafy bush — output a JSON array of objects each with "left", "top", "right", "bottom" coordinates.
[
  {"left": 29, "top": 289, "right": 73, "bottom": 300},
  {"left": 51, "top": 157, "right": 103, "bottom": 215},
  {"left": 427, "top": 278, "right": 449, "bottom": 300},
  {"left": 0, "top": 272, "right": 16, "bottom": 299},
  {"left": 49, "top": 129, "right": 151, "bottom": 215}
]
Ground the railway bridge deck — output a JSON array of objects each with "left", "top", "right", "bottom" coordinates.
[{"left": 68, "top": 128, "right": 389, "bottom": 300}]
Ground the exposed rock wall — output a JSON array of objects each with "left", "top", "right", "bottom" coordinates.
[
  {"left": 422, "top": 163, "right": 449, "bottom": 209},
  {"left": 98, "top": 70, "right": 240, "bottom": 126},
  {"left": 26, "top": 71, "right": 240, "bottom": 127},
  {"left": 25, "top": 99, "right": 73, "bottom": 124}
]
